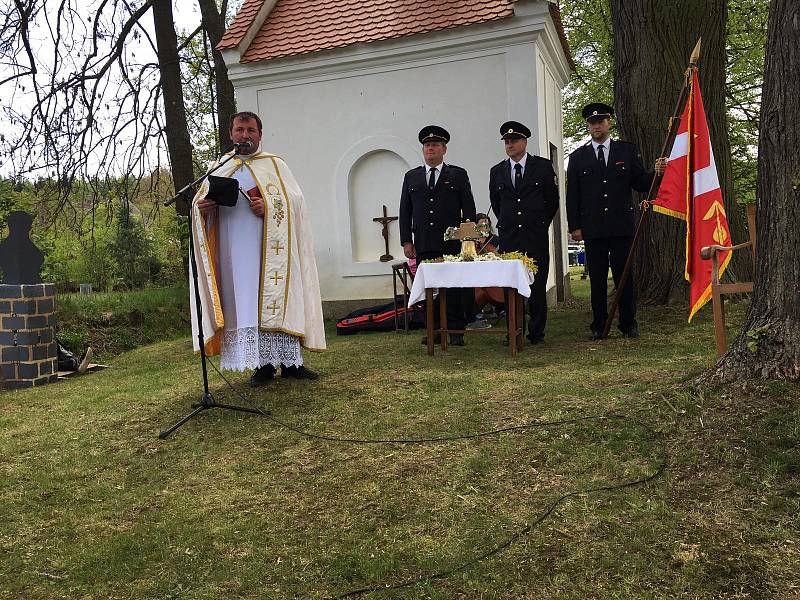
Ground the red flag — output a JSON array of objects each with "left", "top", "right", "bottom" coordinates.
[{"left": 652, "top": 71, "right": 732, "bottom": 321}]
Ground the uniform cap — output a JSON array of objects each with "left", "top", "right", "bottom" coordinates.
[
  {"left": 582, "top": 102, "right": 614, "bottom": 121},
  {"left": 500, "top": 120, "right": 531, "bottom": 140},
  {"left": 419, "top": 125, "right": 450, "bottom": 144}
]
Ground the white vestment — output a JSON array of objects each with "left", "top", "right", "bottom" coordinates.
[
  {"left": 189, "top": 148, "right": 326, "bottom": 371},
  {"left": 216, "top": 163, "right": 301, "bottom": 370}
]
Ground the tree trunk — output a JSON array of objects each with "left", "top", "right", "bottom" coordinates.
[
  {"left": 153, "top": 0, "right": 195, "bottom": 215},
  {"left": 707, "top": 0, "right": 800, "bottom": 381},
  {"left": 610, "top": 0, "right": 751, "bottom": 305},
  {"left": 197, "top": 0, "right": 237, "bottom": 153}
]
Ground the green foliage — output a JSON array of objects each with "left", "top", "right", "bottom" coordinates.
[
  {"left": 559, "top": 0, "right": 768, "bottom": 203},
  {"left": 0, "top": 174, "right": 188, "bottom": 292},
  {"left": 726, "top": 0, "right": 768, "bottom": 205},
  {"left": 114, "top": 204, "right": 157, "bottom": 290},
  {"left": 0, "top": 179, "right": 16, "bottom": 228},
  {"left": 559, "top": 0, "right": 615, "bottom": 152},
  {"left": 746, "top": 324, "right": 769, "bottom": 352},
  {"left": 178, "top": 29, "right": 222, "bottom": 168},
  {"left": 56, "top": 287, "right": 190, "bottom": 360}
]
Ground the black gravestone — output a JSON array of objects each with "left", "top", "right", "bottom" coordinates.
[{"left": 0, "top": 211, "right": 44, "bottom": 284}]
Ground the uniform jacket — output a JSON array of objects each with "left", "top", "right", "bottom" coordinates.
[
  {"left": 566, "top": 140, "right": 654, "bottom": 239},
  {"left": 399, "top": 164, "right": 476, "bottom": 256},
  {"left": 489, "top": 153, "right": 559, "bottom": 259}
]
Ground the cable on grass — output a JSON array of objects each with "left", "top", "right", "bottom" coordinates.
[{"left": 202, "top": 358, "right": 666, "bottom": 598}]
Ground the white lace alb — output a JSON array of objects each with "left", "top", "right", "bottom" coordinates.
[{"left": 219, "top": 328, "right": 302, "bottom": 372}]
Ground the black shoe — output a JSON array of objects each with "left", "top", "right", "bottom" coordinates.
[
  {"left": 526, "top": 335, "right": 544, "bottom": 345},
  {"left": 589, "top": 329, "right": 603, "bottom": 341},
  {"left": 449, "top": 333, "right": 465, "bottom": 346},
  {"left": 249, "top": 364, "right": 276, "bottom": 387},
  {"left": 620, "top": 325, "right": 640, "bottom": 338},
  {"left": 281, "top": 365, "right": 319, "bottom": 380},
  {"left": 420, "top": 334, "right": 441, "bottom": 345}
]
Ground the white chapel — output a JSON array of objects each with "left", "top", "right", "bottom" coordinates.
[{"left": 217, "top": 0, "right": 574, "bottom": 305}]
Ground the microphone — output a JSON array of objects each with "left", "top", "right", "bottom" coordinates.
[{"left": 232, "top": 140, "right": 253, "bottom": 153}]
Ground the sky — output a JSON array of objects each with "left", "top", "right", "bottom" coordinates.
[{"left": 0, "top": 0, "right": 239, "bottom": 180}]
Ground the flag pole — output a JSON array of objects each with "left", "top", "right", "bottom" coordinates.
[{"left": 601, "top": 38, "right": 702, "bottom": 339}]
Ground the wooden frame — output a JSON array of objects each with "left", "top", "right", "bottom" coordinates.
[
  {"left": 391, "top": 262, "right": 415, "bottom": 333},
  {"left": 700, "top": 204, "right": 756, "bottom": 358},
  {"left": 424, "top": 287, "right": 525, "bottom": 357}
]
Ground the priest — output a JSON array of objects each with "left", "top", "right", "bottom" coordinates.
[{"left": 190, "top": 111, "right": 325, "bottom": 386}]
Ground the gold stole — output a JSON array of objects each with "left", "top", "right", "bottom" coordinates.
[
  {"left": 195, "top": 153, "right": 294, "bottom": 354},
  {"left": 253, "top": 156, "right": 292, "bottom": 330}
]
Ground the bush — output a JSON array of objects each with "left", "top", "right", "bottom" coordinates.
[{"left": 56, "top": 287, "right": 191, "bottom": 360}]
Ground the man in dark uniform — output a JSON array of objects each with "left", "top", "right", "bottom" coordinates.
[
  {"left": 566, "top": 102, "right": 663, "bottom": 340},
  {"left": 489, "top": 121, "right": 559, "bottom": 344},
  {"left": 399, "top": 125, "right": 476, "bottom": 345}
]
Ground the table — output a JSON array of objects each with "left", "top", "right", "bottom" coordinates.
[{"left": 407, "top": 260, "right": 534, "bottom": 356}]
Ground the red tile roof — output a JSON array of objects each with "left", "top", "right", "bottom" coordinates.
[
  {"left": 218, "top": 0, "right": 264, "bottom": 50},
  {"left": 234, "top": 0, "right": 515, "bottom": 63}
]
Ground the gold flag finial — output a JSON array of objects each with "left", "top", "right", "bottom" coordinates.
[{"left": 689, "top": 38, "right": 702, "bottom": 66}]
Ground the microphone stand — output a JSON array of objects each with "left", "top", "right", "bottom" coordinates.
[{"left": 159, "top": 149, "right": 264, "bottom": 440}]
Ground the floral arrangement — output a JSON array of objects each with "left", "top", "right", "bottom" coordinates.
[
  {"left": 423, "top": 251, "right": 538, "bottom": 275},
  {"left": 443, "top": 221, "right": 491, "bottom": 241}
]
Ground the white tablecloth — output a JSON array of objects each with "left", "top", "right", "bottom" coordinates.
[{"left": 408, "top": 260, "right": 534, "bottom": 306}]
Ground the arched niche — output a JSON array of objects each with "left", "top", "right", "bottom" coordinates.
[
  {"left": 348, "top": 150, "right": 408, "bottom": 262},
  {"left": 334, "top": 136, "right": 419, "bottom": 277}
]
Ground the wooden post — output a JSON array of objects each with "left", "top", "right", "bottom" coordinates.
[
  {"left": 439, "top": 289, "right": 448, "bottom": 351},
  {"left": 516, "top": 293, "right": 525, "bottom": 351},
  {"left": 710, "top": 252, "right": 726, "bottom": 358},
  {"left": 426, "top": 288, "right": 435, "bottom": 356},
  {"left": 507, "top": 288, "right": 517, "bottom": 357}
]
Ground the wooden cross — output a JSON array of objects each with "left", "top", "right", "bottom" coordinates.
[
  {"left": 267, "top": 301, "right": 281, "bottom": 315},
  {"left": 450, "top": 220, "right": 479, "bottom": 241},
  {"left": 271, "top": 241, "right": 285, "bottom": 255},
  {"left": 372, "top": 204, "right": 399, "bottom": 262},
  {"left": 270, "top": 272, "right": 283, "bottom": 286},
  {"left": 444, "top": 220, "right": 486, "bottom": 260}
]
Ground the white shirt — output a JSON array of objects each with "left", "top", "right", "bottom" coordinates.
[
  {"left": 509, "top": 154, "right": 528, "bottom": 182},
  {"left": 592, "top": 139, "right": 611, "bottom": 165},
  {"left": 425, "top": 162, "right": 444, "bottom": 187}
]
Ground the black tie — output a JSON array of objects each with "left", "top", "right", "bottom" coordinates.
[
  {"left": 597, "top": 144, "right": 606, "bottom": 167},
  {"left": 428, "top": 167, "right": 437, "bottom": 190},
  {"left": 514, "top": 163, "right": 523, "bottom": 189}
]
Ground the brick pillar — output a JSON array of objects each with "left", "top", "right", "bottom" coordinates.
[{"left": 0, "top": 284, "right": 58, "bottom": 390}]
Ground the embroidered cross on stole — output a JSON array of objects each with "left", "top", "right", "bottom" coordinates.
[{"left": 256, "top": 157, "right": 292, "bottom": 329}]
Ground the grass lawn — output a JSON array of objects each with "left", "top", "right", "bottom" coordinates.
[{"left": 1, "top": 278, "right": 798, "bottom": 599}]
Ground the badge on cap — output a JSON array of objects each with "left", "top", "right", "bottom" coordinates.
[
  {"left": 500, "top": 120, "right": 531, "bottom": 140},
  {"left": 582, "top": 102, "right": 614, "bottom": 121},
  {"left": 418, "top": 125, "right": 450, "bottom": 144}
]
